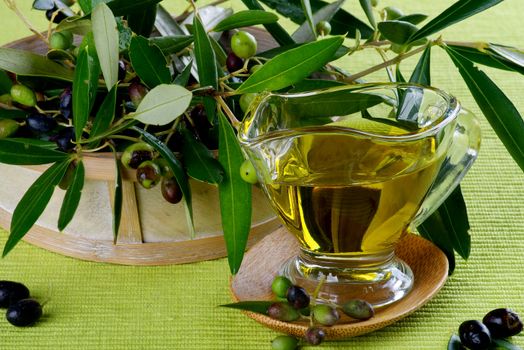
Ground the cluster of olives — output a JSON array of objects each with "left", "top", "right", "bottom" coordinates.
[
  {"left": 0, "top": 83, "right": 76, "bottom": 152},
  {"left": 0, "top": 280, "right": 42, "bottom": 327},
  {"left": 268, "top": 276, "right": 374, "bottom": 349},
  {"left": 121, "top": 143, "right": 183, "bottom": 204},
  {"left": 452, "top": 309, "right": 523, "bottom": 349}
]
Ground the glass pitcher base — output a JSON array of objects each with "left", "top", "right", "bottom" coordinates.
[{"left": 281, "top": 253, "right": 414, "bottom": 308}]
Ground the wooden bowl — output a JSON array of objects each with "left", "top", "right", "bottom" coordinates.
[
  {"left": 231, "top": 227, "right": 449, "bottom": 339},
  {"left": 0, "top": 29, "right": 280, "bottom": 265}
]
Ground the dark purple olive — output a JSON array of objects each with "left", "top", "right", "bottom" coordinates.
[
  {"left": 226, "top": 52, "right": 244, "bottom": 73},
  {"left": 6, "top": 299, "right": 42, "bottom": 327},
  {"left": 54, "top": 127, "right": 76, "bottom": 152},
  {"left": 286, "top": 285, "right": 310, "bottom": 309},
  {"left": 0, "top": 281, "right": 30, "bottom": 308},
  {"left": 136, "top": 161, "right": 162, "bottom": 189},
  {"left": 459, "top": 320, "right": 492, "bottom": 350},
  {"left": 59, "top": 87, "right": 72, "bottom": 119},
  {"left": 305, "top": 327, "right": 325, "bottom": 345},
  {"left": 45, "top": 7, "right": 68, "bottom": 24},
  {"left": 118, "top": 60, "right": 126, "bottom": 81},
  {"left": 121, "top": 143, "right": 154, "bottom": 169},
  {"left": 128, "top": 81, "right": 148, "bottom": 107},
  {"left": 27, "top": 113, "right": 57, "bottom": 134},
  {"left": 161, "top": 177, "right": 183, "bottom": 204},
  {"left": 483, "top": 308, "right": 523, "bottom": 338}
]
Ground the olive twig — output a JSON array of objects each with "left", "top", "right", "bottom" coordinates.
[
  {"left": 109, "top": 135, "right": 141, "bottom": 143},
  {"left": 375, "top": 47, "right": 395, "bottom": 82},
  {"left": 3, "top": 0, "right": 48, "bottom": 44},
  {"left": 216, "top": 95, "right": 240, "bottom": 129},
  {"left": 163, "top": 117, "right": 182, "bottom": 145},
  {"left": 82, "top": 141, "right": 111, "bottom": 153}
]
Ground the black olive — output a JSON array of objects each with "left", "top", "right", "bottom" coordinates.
[
  {"left": 6, "top": 299, "right": 43, "bottom": 327},
  {"left": 118, "top": 60, "right": 127, "bottom": 81},
  {"left": 305, "top": 327, "right": 326, "bottom": 345},
  {"left": 54, "top": 127, "right": 76, "bottom": 152},
  {"left": 59, "top": 87, "right": 72, "bottom": 119},
  {"left": 45, "top": 7, "right": 68, "bottom": 24},
  {"left": 483, "top": 308, "right": 523, "bottom": 338},
  {"left": 286, "top": 285, "right": 310, "bottom": 309},
  {"left": 0, "top": 281, "right": 30, "bottom": 308},
  {"left": 26, "top": 113, "right": 58, "bottom": 134},
  {"left": 161, "top": 177, "right": 183, "bottom": 204},
  {"left": 226, "top": 52, "right": 244, "bottom": 73},
  {"left": 459, "top": 320, "right": 492, "bottom": 350}
]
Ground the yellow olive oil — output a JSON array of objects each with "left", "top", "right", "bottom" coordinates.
[{"left": 259, "top": 131, "right": 442, "bottom": 256}]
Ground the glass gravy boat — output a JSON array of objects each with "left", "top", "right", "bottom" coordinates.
[{"left": 239, "top": 83, "right": 480, "bottom": 307}]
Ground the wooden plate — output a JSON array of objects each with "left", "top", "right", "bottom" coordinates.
[{"left": 230, "top": 227, "right": 448, "bottom": 339}]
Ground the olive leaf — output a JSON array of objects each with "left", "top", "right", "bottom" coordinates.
[
  {"left": 129, "top": 36, "right": 171, "bottom": 88},
  {"left": 0, "top": 139, "right": 67, "bottom": 165},
  {"left": 73, "top": 33, "right": 101, "bottom": 141},
  {"left": 397, "top": 13, "right": 428, "bottom": 25},
  {"left": 220, "top": 301, "right": 272, "bottom": 315},
  {"left": 292, "top": 0, "right": 344, "bottom": 43},
  {"left": 92, "top": 2, "right": 119, "bottom": 90},
  {"left": 448, "top": 44, "right": 523, "bottom": 74},
  {"left": 488, "top": 44, "right": 524, "bottom": 71},
  {"left": 154, "top": 4, "right": 186, "bottom": 36},
  {"left": 98, "top": 0, "right": 162, "bottom": 17},
  {"left": 127, "top": 3, "right": 158, "bottom": 37},
  {"left": 149, "top": 35, "right": 194, "bottom": 56},
  {"left": 0, "top": 109, "right": 25, "bottom": 120},
  {"left": 193, "top": 15, "right": 218, "bottom": 123},
  {"left": 181, "top": 129, "right": 224, "bottom": 185},
  {"left": 212, "top": 10, "right": 279, "bottom": 32},
  {"left": 47, "top": 49, "right": 76, "bottom": 62},
  {"left": 236, "top": 36, "right": 344, "bottom": 93},
  {"left": 0, "top": 70, "right": 12, "bottom": 94},
  {"left": 173, "top": 59, "right": 193, "bottom": 87},
  {"left": 7, "top": 138, "right": 57, "bottom": 149},
  {"left": 0, "top": 48, "right": 74, "bottom": 82},
  {"left": 300, "top": 0, "right": 317, "bottom": 40},
  {"left": 240, "top": 0, "right": 295, "bottom": 45},
  {"left": 131, "top": 84, "right": 192, "bottom": 126},
  {"left": 218, "top": 111, "right": 252, "bottom": 274},
  {"left": 109, "top": 144, "right": 122, "bottom": 243},
  {"left": 88, "top": 84, "right": 117, "bottom": 149},
  {"left": 408, "top": 0, "right": 504, "bottom": 43},
  {"left": 133, "top": 126, "right": 195, "bottom": 238},
  {"left": 3, "top": 159, "right": 71, "bottom": 257},
  {"left": 58, "top": 161, "right": 85, "bottom": 231},
  {"left": 359, "top": 0, "right": 376, "bottom": 29},
  {"left": 378, "top": 20, "right": 418, "bottom": 45},
  {"left": 56, "top": 17, "right": 92, "bottom": 36},
  {"left": 445, "top": 46, "right": 524, "bottom": 171},
  {"left": 289, "top": 78, "right": 346, "bottom": 92}
]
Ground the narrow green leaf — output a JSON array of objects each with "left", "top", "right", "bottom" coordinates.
[
  {"left": 88, "top": 84, "right": 117, "bottom": 149},
  {"left": 289, "top": 78, "right": 346, "bottom": 92},
  {"left": 110, "top": 145, "right": 122, "bottom": 243},
  {"left": 409, "top": 0, "right": 503, "bottom": 43},
  {"left": 218, "top": 111, "right": 252, "bottom": 274},
  {"left": 47, "top": 49, "right": 76, "bottom": 62},
  {"left": 395, "top": 66, "right": 406, "bottom": 83},
  {"left": 81, "top": 119, "right": 138, "bottom": 145},
  {"left": 7, "top": 138, "right": 56, "bottom": 149},
  {"left": 409, "top": 44, "right": 432, "bottom": 85},
  {"left": 378, "top": 20, "right": 418, "bottom": 45},
  {"left": 490, "top": 339, "right": 523, "bottom": 350},
  {"left": 92, "top": 3, "right": 119, "bottom": 90},
  {"left": 131, "top": 84, "right": 192, "bottom": 126},
  {"left": 292, "top": 0, "right": 344, "bottom": 43},
  {"left": 240, "top": 0, "right": 295, "bottom": 46},
  {"left": 132, "top": 126, "right": 194, "bottom": 238},
  {"left": 445, "top": 46, "right": 524, "bottom": 171},
  {"left": 237, "top": 36, "right": 344, "bottom": 93},
  {"left": 3, "top": 159, "right": 71, "bottom": 257},
  {"left": 181, "top": 129, "right": 224, "bottom": 184},
  {"left": 301, "top": 0, "right": 317, "bottom": 40},
  {"left": 193, "top": 16, "right": 218, "bottom": 123},
  {"left": 173, "top": 60, "right": 193, "bottom": 87},
  {"left": 418, "top": 220, "right": 456, "bottom": 274},
  {"left": 73, "top": 33, "right": 101, "bottom": 141},
  {"left": 77, "top": 0, "right": 91, "bottom": 14},
  {"left": 0, "top": 108, "right": 26, "bottom": 120},
  {"left": 0, "top": 48, "right": 74, "bottom": 81},
  {"left": 58, "top": 161, "right": 85, "bottom": 231},
  {"left": 359, "top": 0, "right": 376, "bottom": 28},
  {"left": 397, "top": 14, "right": 428, "bottom": 25},
  {"left": 488, "top": 44, "right": 524, "bottom": 70},
  {"left": 154, "top": 5, "right": 186, "bottom": 36},
  {"left": 127, "top": 4, "right": 158, "bottom": 37},
  {"left": 149, "top": 35, "right": 194, "bottom": 56},
  {"left": 129, "top": 36, "right": 171, "bottom": 89},
  {"left": 0, "top": 70, "right": 13, "bottom": 94},
  {"left": 209, "top": 36, "right": 227, "bottom": 68},
  {"left": 212, "top": 10, "right": 278, "bottom": 32},
  {"left": 448, "top": 44, "right": 522, "bottom": 73},
  {"left": 220, "top": 301, "right": 272, "bottom": 315},
  {"left": 0, "top": 139, "right": 67, "bottom": 165},
  {"left": 106, "top": 0, "right": 162, "bottom": 17},
  {"left": 56, "top": 17, "right": 92, "bottom": 35}
]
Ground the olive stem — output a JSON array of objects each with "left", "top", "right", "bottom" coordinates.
[
  {"left": 163, "top": 117, "right": 181, "bottom": 145},
  {"left": 216, "top": 95, "right": 240, "bottom": 129},
  {"left": 375, "top": 47, "right": 395, "bottom": 82},
  {"left": 83, "top": 141, "right": 110, "bottom": 153},
  {"left": 3, "top": 0, "right": 48, "bottom": 44},
  {"left": 109, "top": 135, "right": 141, "bottom": 143}
]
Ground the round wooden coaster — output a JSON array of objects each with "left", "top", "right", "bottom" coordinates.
[{"left": 230, "top": 227, "right": 448, "bottom": 339}]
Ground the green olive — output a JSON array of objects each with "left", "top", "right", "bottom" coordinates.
[
  {"left": 271, "top": 335, "right": 299, "bottom": 350},
  {"left": 371, "top": 0, "right": 379, "bottom": 7},
  {"left": 136, "top": 160, "right": 162, "bottom": 189},
  {"left": 271, "top": 276, "right": 293, "bottom": 299},
  {"left": 249, "top": 64, "right": 263, "bottom": 74},
  {"left": 267, "top": 302, "right": 300, "bottom": 322},
  {"left": 316, "top": 21, "right": 332, "bottom": 36},
  {"left": 240, "top": 159, "right": 258, "bottom": 184},
  {"left": 342, "top": 299, "right": 374, "bottom": 320},
  {"left": 239, "top": 93, "right": 257, "bottom": 113},
  {"left": 10, "top": 84, "right": 36, "bottom": 107},
  {"left": 121, "top": 142, "right": 155, "bottom": 169},
  {"left": 0, "top": 119, "right": 19, "bottom": 139},
  {"left": 50, "top": 31, "right": 73, "bottom": 50},
  {"left": 231, "top": 31, "right": 257, "bottom": 59},
  {"left": 0, "top": 94, "right": 13, "bottom": 105},
  {"left": 312, "top": 304, "right": 340, "bottom": 326}
]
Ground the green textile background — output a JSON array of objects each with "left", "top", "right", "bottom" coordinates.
[{"left": 0, "top": 1, "right": 523, "bottom": 349}]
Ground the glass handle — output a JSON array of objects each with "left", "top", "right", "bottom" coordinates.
[{"left": 411, "top": 108, "right": 481, "bottom": 228}]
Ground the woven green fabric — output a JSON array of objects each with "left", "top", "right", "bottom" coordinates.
[{"left": 1, "top": 1, "right": 523, "bottom": 349}]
